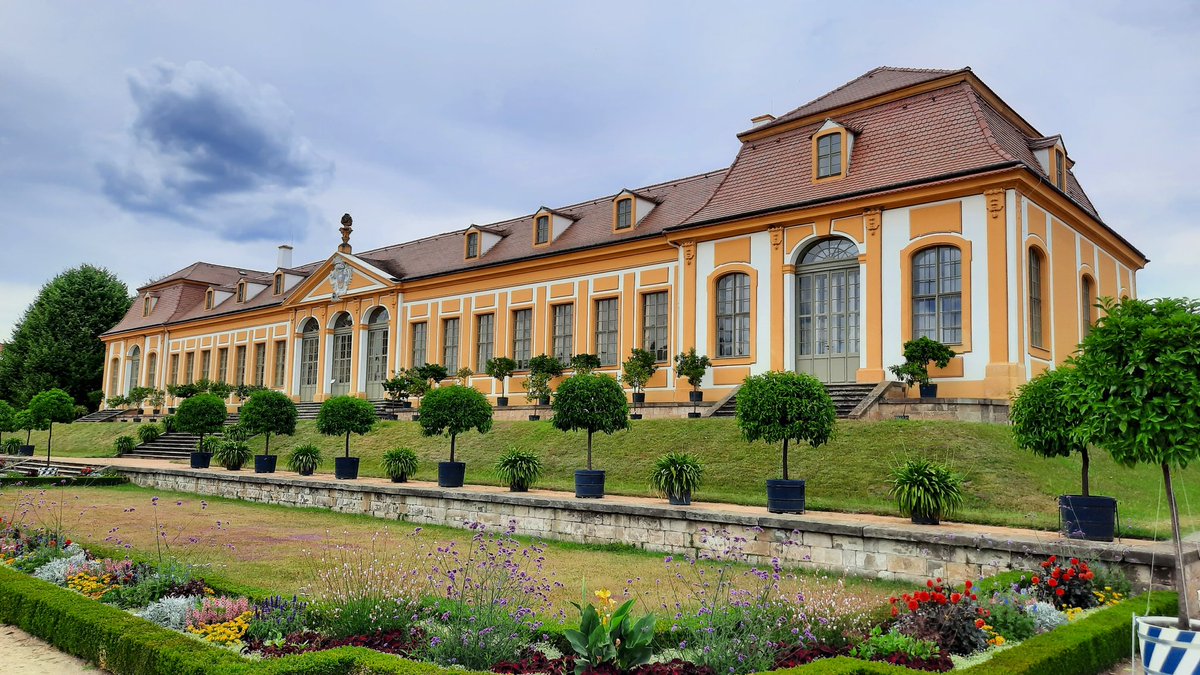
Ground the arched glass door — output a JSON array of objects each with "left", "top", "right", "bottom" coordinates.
[
  {"left": 364, "top": 307, "right": 390, "bottom": 400},
  {"left": 126, "top": 346, "right": 141, "bottom": 394},
  {"left": 299, "top": 318, "right": 320, "bottom": 402},
  {"left": 330, "top": 313, "right": 353, "bottom": 397},
  {"left": 795, "top": 238, "right": 860, "bottom": 383}
]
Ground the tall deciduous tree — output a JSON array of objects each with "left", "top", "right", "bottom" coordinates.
[
  {"left": 0, "top": 400, "right": 15, "bottom": 446},
  {"left": 0, "top": 265, "right": 131, "bottom": 406}
]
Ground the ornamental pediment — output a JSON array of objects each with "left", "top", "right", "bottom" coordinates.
[{"left": 283, "top": 253, "right": 396, "bottom": 306}]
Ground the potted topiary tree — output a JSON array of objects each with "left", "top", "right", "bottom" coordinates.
[
  {"left": 571, "top": 353, "right": 601, "bottom": 375},
  {"left": 455, "top": 367, "right": 474, "bottom": 386},
  {"left": 650, "top": 451, "right": 704, "bottom": 506},
  {"left": 485, "top": 357, "right": 517, "bottom": 407},
  {"left": 416, "top": 363, "right": 450, "bottom": 390},
  {"left": 673, "top": 349, "right": 711, "bottom": 418},
  {"left": 240, "top": 389, "right": 298, "bottom": 474},
  {"left": 382, "top": 373, "right": 413, "bottom": 409},
  {"left": 417, "top": 384, "right": 493, "bottom": 488},
  {"left": 106, "top": 395, "right": 127, "bottom": 412},
  {"left": 888, "top": 337, "right": 956, "bottom": 399},
  {"left": 174, "top": 393, "right": 228, "bottom": 469},
  {"left": 316, "top": 396, "right": 377, "bottom": 480},
  {"left": 524, "top": 354, "right": 565, "bottom": 421},
  {"left": 148, "top": 389, "right": 166, "bottom": 416},
  {"left": 495, "top": 447, "right": 542, "bottom": 492},
  {"left": 736, "top": 371, "right": 836, "bottom": 514},
  {"left": 551, "top": 373, "right": 630, "bottom": 499},
  {"left": 403, "top": 367, "right": 431, "bottom": 416},
  {"left": 127, "top": 386, "right": 152, "bottom": 418},
  {"left": 28, "top": 388, "right": 76, "bottom": 467},
  {"left": 382, "top": 447, "right": 419, "bottom": 483},
  {"left": 1067, "top": 298, "right": 1200, "bottom": 647},
  {"left": 888, "top": 458, "right": 965, "bottom": 525},
  {"left": 1010, "top": 365, "right": 1116, "bottom": 541},
  {"left": 622, "top": 348, "right": 657, "bottom": 420},
  {"left": 14, "top": 409, "right": 38, "bottom": 456}
]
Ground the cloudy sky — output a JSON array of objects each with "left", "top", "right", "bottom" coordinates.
[{"left": 2, "top": 1, "right": 1197, "bottom": 338}]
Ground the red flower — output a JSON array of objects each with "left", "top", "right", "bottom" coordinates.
[
  {"left": 1040, "top": 560, "right": 1052, "bottom": 568},
  {"left": 934, "top": 593, "right": 947, "bottom": 605},
  {"left": 1070, "top": 558, "right": 1079, "bottom": 566},
  {"left": 1084, "top": 571, "right": 1094, "bottom": 581},
  {"left": 889, "top": 597, "right": 898, "bottom": 604},
  {"left": 965, "top": 580, "right": 973, "bottom": 590},
  {"left": 908, "top": 600, "right": 919, "bottom": 611},
  {"left": 1051, "top": 568, "right": 1062, "bottom": 579},
  {"left": 951, "top": 593, "right": 962, "bottom": 604},
  {"left": 1056, "top": 588, "right": 1065, "bottom": 597},
  {"left": 64, "top": 539, "right": 71, "bottom": 546},
  {"left": 1031, "top": 576, "right": 1040, "bottom": 585},
  {"left": 927, "top": 579, "right": 934, "bottom": 588},
  {"left": 1049, "top": 555, "right": 1057, "bottom": 564},
  {"left": 975, "top": 618, "right": 986, "bottom": 629},
  {"left": 1048, "top": 578, "right": 1058, "bottom": 588},
  {"left": 891, "top": 606, "right": 899, "bottom": 617},
  {"left": 936, "top": 578, "right": 943, "bottom": 583},
  {"left": 970, "top": 593, "right": 978, "bottom": 601}
]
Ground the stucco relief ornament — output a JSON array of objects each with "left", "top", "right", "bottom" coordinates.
[{"left": 330, "top": 260, "right": 353, "bottom": 301}]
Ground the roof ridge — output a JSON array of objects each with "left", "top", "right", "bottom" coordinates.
[{"left": 775, "top": 66, "right": 964, "bottom": 122}]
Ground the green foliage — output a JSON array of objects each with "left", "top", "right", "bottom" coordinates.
[
  {"left": 888, "top": 458, "right": 965, "bottom": 520},
  {"left": 2, "top": 437, "right": 21, "bottom": 454},
  {"left": 381, "top": 447, "right": 419, "bottom": 480},
  {"left": 29, "top": 388, "right": 76, "bottom": 427},
  {"left": 214, "top": 441, "right": 252, "bottom": 470},
  {"left": 0, "top": 475, "right": 127, "bottom": 487},
  {"left": 888, "top": 337, "right": 956, "bottom": 387},
  {"left": 551, "top": 373, "right": 630, "bottom": 470},
  {"left": 484, "top": 356, "right": 517, "bottom": 382},
  {"left": 455, "top": 367, "right": 473, "bottom": 385},
  {"left": 495, "top": 447, "right": 542, "bottom": 490},
  {"left": 416, "top": 363, "right": 450, "bottom": 387},
  {"left": 849, "top": 625, "right": 940, "bottom": 662},
  {"left": 621, "top": 348, "right": 658, "bottom": 393},
  {"left": 286, "top": 444, "right": 322, "bottom": 474},
  {"left": 198, "top": 436, "right": 221, "bottom": 453},
  {"left": 570, "top": 353, "right": 602, "bottom": 375},
  {"left": 239, "top": 390, "right": 297, "bottom": 456},
  {"left": 106, "top": 395, "right": 128, "bottom": 409},
  {"left": 114, "top": 435, "right": 137, "bottom": 453},
  {"left": 418, "top": 385, "right": 493, "bottom": 462},
  {"left": 563, "top": 598, "right": 655, "bottom": 675},
  {"left": 381, "top": 374, "right": 412, "bottom": 403},
  {"left": 174, "top": 394, "right": 228, "bottom": 439},
  {"left": 137, "top": 424, "right": 162, "bottom": 445},
  {"left": 223, "top": 422, "right": 252, "bottom": 443},
  {"left": 987, "top": 603, "right": 1036, "bottom": 642},
  {"left": 0, "top": 265, "right": 131, "bottom": 407},
  {"left": 201, "top": 379, "right": 234, "bottom": 400},
  {"left": 529, "top": 354, "right": 567, "bottom": 377},
  {"left": 0, "top": 400, "right": 17, "bottom": 436},
  {"left": 673, "top": 349, "right": 711, "bottom": 389},
  {"left": 1010, "top": 366, "right": 1091, "bottom": 495},
  {"left": 649, "top": 451, "right": 704, "bottom": 498},
  {"left": 402, "top": 368, "right": 431, "bottom": 399},
  {"left": 735, "top": 371, "right": 835, "bottom": 480},
  {"left": 316, "top": 396, "right": 377, "bottom": 458},
  {"left": 166, "top": 383, "right": 199, "bottom": 399},
  {"left": 160, "top": 414, "right": 177, "bottom": 433},
  {"left": 147, "top": 389, "right": 166, "bottom": 410},
  {"left": 14, "top": 409, "right": 40, "bottom": 439},
  {"left": 127, "top": 385, "right": 154, "bottom": 408}
]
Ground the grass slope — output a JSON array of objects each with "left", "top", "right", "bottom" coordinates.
[{"left": 23, "top": 417, "right": 1199, "bottom": 536}]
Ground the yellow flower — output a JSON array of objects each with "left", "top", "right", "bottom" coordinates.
[{"left": 595, "top": 589, "right": 612, "bottom": 603}]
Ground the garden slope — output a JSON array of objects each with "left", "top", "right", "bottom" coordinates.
[{"left": 34, "top": 418, "right": 1196, "bottom": 535}]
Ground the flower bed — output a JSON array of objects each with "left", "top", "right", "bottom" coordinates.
[{"left": 0, "top": 497, "right": 1171, "bottom": 675}]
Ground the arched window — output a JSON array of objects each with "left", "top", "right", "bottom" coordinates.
[
  {"left": 333, "top": 312, "right": 353, "bottom": 330},
  {"left": 126, "top": 345, "right": 141, "bottom": 394},
  {"left": 912, "top": 246, "right": 962, "bottom": 344},
  {"left": 365, "top": 308, "right": 390, "bottom": 399},
  {"left": 331, "top": 312, "right": 353, "bottom": 396},
  {"left": 1028, "top": 249, "right": 1045, "bottom": 349},
  {"left": 300, "top": 317, "right": 320, "bottom": 334},
  {"left": 1081, "top": 276, "right": 1095, "bottom": 338},
  {"left": 108, "top": 358, "right": 120, "bottom": 398},
  {"left": 716, "top": 273, "right": 751, "bottom": 357},
  {"left": 367, "top": 307, "right": 389, "bottom": 325},
  {"left": 298, "top": 317, "right": 320, "bottom": 402},
  {"left": 146, "top": 353, "right": 157, "bottom": 389},
  {"left": 800, "top": 238, "right": 858, "bottom": 264}
]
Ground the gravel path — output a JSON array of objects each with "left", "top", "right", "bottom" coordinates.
[{"left": 0, "top": 625, "right": 103, "bottom": 673}]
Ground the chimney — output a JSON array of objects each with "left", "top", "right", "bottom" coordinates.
[
  {"left": 277, "top": 244, "right": 293, "bottom": 269},
  {"left": 750, "top": 114, "right": 776, "bottom": 127}
]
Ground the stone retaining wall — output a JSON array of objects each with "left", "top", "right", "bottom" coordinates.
[{"left": 120, "top": 466, "right": 1196, "bottom": 600}]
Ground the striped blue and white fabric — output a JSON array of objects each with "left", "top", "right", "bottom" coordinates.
[{"left": 1140, "top": 617, "right": 1200, "bottom": 675}]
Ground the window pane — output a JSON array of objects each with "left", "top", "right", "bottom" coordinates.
[
  {"left": 274, "top": 340, "right": 287, "bottom": 387},
  {"left": 476, "top": 314, "right": 494, "bottom": 369},
  {"left": 642, "top": 292, "right": 669, "bottom": 361},
  {"left": 552, "top": 304, "right": 574, "bottom": 362},
  {"left": 411, "top": 323, "right": 427, "bottom": 366},
  {"left": 254, "top": 343, "right": 266, "bottom": 387},
  {"left": 512, "top": 309, "right": 532, "bottom": 369},
  {"left": 443, "top": 318, "right": 460, "bottom": 372},
  {"left": 595, "top": 299, "right": 619, "bottom": 366},
  {"left": 715, "top": 273, "right": 750, "bottom": 357}
]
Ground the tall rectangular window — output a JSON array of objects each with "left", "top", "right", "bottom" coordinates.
[
  {"left": 236, "top": 283, "right": 246, "bottom": 303},
  {"left": 716, "top": 274, "right": 751, "bottom": 357},
  {"left": 912, "top": 246, "right": 962, "bottom": 344},
  {"left": 273, "top": 274, "right": 283, "bottom": 295},
  {"left": 200, "top": 350, "right": 212, "bottom": 380},
  {"left": 235, "top": 345, "right": 247, "bottom": 385},
  {"left": 816, "top": 132, "right": 842, "bottom": 178},
  {"left": 169, "top": 353, "right": 180, "bottom": 386},
  {"left": 273, "top": 340, "right": 287, "bottom": 387},
  {"left": 466, "top": 232, "right": 479, "bottom": 258},
  {"left": 595, "top": 298, "right": 619, "bottom": 366},
  {"left": 616, "top": 199, "right": 632, "bottom": 229},
  {"left": 512, "top": 309, "right": 532, "bottom": 369},
  {"left": 442, "top": 318, "right": 460, "bottom": 372},
  {"left": 254, "top": 343, "right": 266, "bottom": 387},
  {"left": 411, "top": 322, "right": 427, "bottom": 367},
  {"left": 1055, "top": 151, "right": 1065, "bottom": 189},
  {"left": 535, "top": 216, "right": 550, "bottom": 244},
  {"left": 217, "top": 347, "right": 229, "bottom": 383},
  {"left": 551, "top": 304, "right": 574, "bottom": 362},
  {"left": 184, "top": 352, "right": 195, "bottom": 384},
  {"left": 476, "top": 314, "right": 494, "bottom": 369},
  {"left": 1029, "top": 250, "right": 1044, "bottom": 348},
  {"left": 642, "top": 291, "right": 669, "bottom": 361}
]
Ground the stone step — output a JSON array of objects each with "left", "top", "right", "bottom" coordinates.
[{"left": 709, "top": 383, "right": 878, "bottom": 420}]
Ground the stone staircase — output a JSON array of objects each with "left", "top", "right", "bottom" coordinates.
[
  {"left": 708, "top": 383, "right": 878, "bottom": 419},
  {"left": 3, "top": 458, "right": 110, "bottom": 477},
  {"left": 122, "top": 432, "right": 206, "bottom": 461},
  {"left": 294, "top": 400, "right": 408, "bottom": 421},
  {"left": 75, "top": 409, "right": 126, "bottom": 423}
]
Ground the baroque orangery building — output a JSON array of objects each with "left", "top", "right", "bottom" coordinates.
[{"left": 101, "top": 67, "right": 1146, "bottom": 408}]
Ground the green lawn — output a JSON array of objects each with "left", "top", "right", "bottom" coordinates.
[{"left": 19, "top": 417, "right": 1199, "bottom": 537}]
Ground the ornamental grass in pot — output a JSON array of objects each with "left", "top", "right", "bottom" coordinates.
[
  {"left": 287, "top": 444, "right": 322, "bottom": 476},
  {"left": 381, "top": 447, "right": 418, "bottom": 483},
  {"left": 213, "top": 440, "right": 252, "bottom": 471},
  {"left": 650, "top": 451, "right": 703, "bottom": 506},
  {"left": 888, "top": 458, "right": 964, "bottom": 525},
  {"left": 495, "top": 447, "right": 542, "bottom": 492}
]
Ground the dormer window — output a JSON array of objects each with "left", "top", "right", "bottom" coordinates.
[
  {"left": 535, "top": 216, "right": 550, "bottom": 245},
  {"left": 273, "top": 272, "right": 284, "bottom": 295},
  {"left": 532, "top": 208, "right": 575, "bottom": 246},
  {"left": 1054, "top": 150, "right": 1065, "bottom": 190},
  {"left": 615, "top": 199, "right": 632, "bottom": 230},
  {"left": 816, "top": 132, "right": 842, "bottom": 178},
  {"left": 142, "top": 295, "right": 153, "bottom": 316},
  {"left": 205, "top": 289, "right": 215, "bottom": 310},
  {"left": 465, "top": 231, "right": 480, "bottom": 259},
  {"left": 236, "top": 281, "right": 247, "bottom": 303}
]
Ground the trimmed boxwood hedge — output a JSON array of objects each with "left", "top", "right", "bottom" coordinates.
[
  {"left": 0, "top": 475, "right": 128, "bottom": 487},
  {"left": 0, "top": 563, "right": 1177, "bottom": 675}
]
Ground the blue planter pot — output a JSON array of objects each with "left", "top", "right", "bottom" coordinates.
[
  {"left": 189, "top": 452, "right": 212, "bottom": 469},
  {"left": 254, "top": 455, "right": 277, "bottom": 474},
  {"left": 334, "top": 457, "right": 359, "bottom": 480},
  {"left": 438, "top": 461, "right": 465, "bottom": 488},
  {"left": 1137, "top": 616, "right": 1200, "bottom": 674},
  {"left": 1059, "top": 495, "right": 1117, "bottom": 542},
  {"left": 575, "top": 470, "right": 605, "bottom": 499},
  {"left": 766, "top": 479, "right": 805, "bottom": 514}
]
